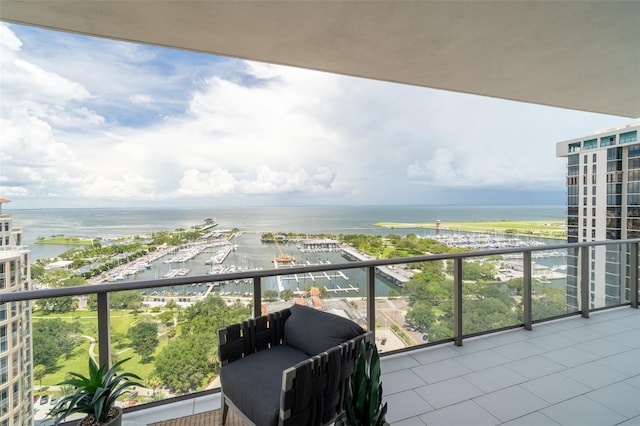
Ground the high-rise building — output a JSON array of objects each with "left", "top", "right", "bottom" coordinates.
[
  {"left": 0, "top": 199, "right": 33, "bottom": 426},
  {"left": 556, "top": 123, "right": 640, "bottom": 310}
]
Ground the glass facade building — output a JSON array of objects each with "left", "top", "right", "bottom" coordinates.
[
  {"left": 557, "top": 123, "right": 640, "bottom": 310},
  {"left": 0, "top": 201, "right": 33, "bottom": 426}
]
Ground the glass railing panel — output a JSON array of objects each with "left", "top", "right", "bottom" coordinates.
[
  {"left": 262, "top": 265, "right": 367, "bottom": 326},
  {"left": 31, "top": 295, "right": 96, "bottom": 422},
  {"left": 564, "top": 246, "right": 580, "bottom": 314},
  {"left": 594, "top": 242, "right": 629, "bottom": 309},
  {"left": 393, "top": 259, "right": 454, "bottom": 350},
  {"left": 121, "top": 283, "right": 251, "bottom": 406},
  {"left": 531, "top": 247, "right": 571, "bottom": 321},
  {"left": 460, "top": 254, "right": 522, "bottom": 335}
]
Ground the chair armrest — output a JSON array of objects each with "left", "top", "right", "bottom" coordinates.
[
  {"left": 279, "top": 330, "right": 374, "bottom": 425},
  {"left": 218, "top": 308, "right": 291, "bottom": 366}
]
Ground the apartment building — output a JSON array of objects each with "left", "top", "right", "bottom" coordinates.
[
  {"left": 0, "top": 199, "right": 33, "bottom": 426},
  {"left": 556, "top": 123, "right": 640, "bottom": 310}
]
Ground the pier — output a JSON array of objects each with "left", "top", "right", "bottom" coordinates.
[
  {"left": 341, "top": 246, "right": 411, "bottom": 287},
  {"left": 274, "top": 258, "right": 351, "bottom": 293}
]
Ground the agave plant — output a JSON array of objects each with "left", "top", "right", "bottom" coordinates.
[
  {"left": 345, "top": 341, "right": 388, "bottom": 426},
  {"left": 47, "top": 357, "right": 143, "bottom": 426}
]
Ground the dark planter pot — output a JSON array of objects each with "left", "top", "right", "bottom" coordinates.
[{"left": 77, "top": 407, "right": 122, "bottom": 426}]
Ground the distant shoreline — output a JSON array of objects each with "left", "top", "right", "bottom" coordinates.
[{"left": 374, "top": 219, "right": 566, "bottom": 240}]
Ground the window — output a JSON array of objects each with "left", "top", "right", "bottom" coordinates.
[
  {"left": 592, "top": 164, "right": 597, "bottom": 173},
  {"left": 584, "top": 139, "right": 598, "bottom": 150},
  {"left": 593, "top": 208, "right": 596, "bottom": 216},
  {"left": 593, "top": 153, "right": 597, "bottom": 162},
  {"left": 583, "top": 154, "right": 588, "bottom": 163},
  {"left": 592, "top": 197, "right": 596, "bottom": 206},
  {"left": 0, "top": 358, "right": 6, "bottom": 383},
  {"left": 620, "top": 130, "right": 637, "bottom": 144},
  {"left": 11, "top": 322, "right": 17, "bottom": 347},
  {"left": 592, "top": 186, "right": 596, "bottom": 195},
  {"left": 12, "top": 383, "right": 18, "bottom": 408},
  {"left": 0, "top": 388, "right": 7, "bottom": 416},
  {"left": 569, "top": 142, "right": 581, "bottom": 152},
  {"left": 0, "top": 326, "right": 6, "bottom": 353},
  {"left": 601, "top": 135, "right": 616, "bottom": 147},
  {"left": 0, "top": 304, "right": 4, "bottom": 321},
  {"left": 583, "top": 165, "right": 588, "bottom": 174}
]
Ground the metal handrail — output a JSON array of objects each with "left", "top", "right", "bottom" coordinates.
[
  {"left": 4, "top": 238, "right": 638, "bottom": 303},
  {"left": 2, "top": 238, "right": 639, "bottom": 369}
]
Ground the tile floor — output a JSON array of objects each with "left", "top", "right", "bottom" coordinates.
[
  {"left": 380, "top": 307, "right": 640, "bottom": 426},
  {"left": 120, "top": 307, "right": 639, "bottom": 426}
]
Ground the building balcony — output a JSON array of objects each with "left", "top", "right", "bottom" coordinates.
[{"left": 3, "top": 238, "right": 638, "bottom": 426}]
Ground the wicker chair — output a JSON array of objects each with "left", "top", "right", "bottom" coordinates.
[{"left": 218, "top": 304, "right": 373, "bottom": 426}]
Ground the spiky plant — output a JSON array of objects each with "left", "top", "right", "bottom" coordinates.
[
  {"left": 47, "top": 357, "right": 143, "bottom": 426},
  {"left": 345, "top": 341, "right": 388, "bottom": 426}
]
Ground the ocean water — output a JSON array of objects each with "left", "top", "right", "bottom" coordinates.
[
  {"left": 9, "top": 205, "right": 565, "bottom": 247},
  {"left": 6, "top": 205, "right": 566, "bottom": 296}
]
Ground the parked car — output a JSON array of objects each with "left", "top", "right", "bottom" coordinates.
[{"left": 39, "top": 395, "right": 49, "bottom": 405}]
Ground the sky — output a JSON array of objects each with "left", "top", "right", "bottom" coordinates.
[{"left": 0, "top": 22, "right": 634, "bottom": 209}]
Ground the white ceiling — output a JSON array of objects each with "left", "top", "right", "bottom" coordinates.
[{"left": 1, "top": 1, "right": 639, "bottom": 117}]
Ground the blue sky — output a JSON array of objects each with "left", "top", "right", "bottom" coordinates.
[{"left": 0, "top": 22, "right": 632, "bottom": 209}]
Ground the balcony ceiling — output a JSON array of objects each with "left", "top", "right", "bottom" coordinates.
[{"left": 1, "top": 1, "right": 639, "bottom": 118}]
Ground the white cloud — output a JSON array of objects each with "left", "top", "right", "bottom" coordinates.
[
  {"left": 0, "top": 23, "right": 22, "bottom": 51},
  {"left": 0, "top": 22, "right": 630, "bottom": 208}
]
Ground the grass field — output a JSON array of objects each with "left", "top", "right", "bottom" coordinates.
[
  {"left": 374, "top": 219, "right": 566, "bottom": 239},
  {"left": 35, "top": 237, "right": 94, "bottom": 245},
  {"left": 33, "top": 311, "right": 168, "bottom": 391}
]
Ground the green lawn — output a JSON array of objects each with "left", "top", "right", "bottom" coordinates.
[
  {"left": 374, "top": 219, "right": 566, "bottom": 239},
  {"left": 35, "top": 237, "right": 94, "bottom": 245},
  {"left": 33, "top": 310, "right": 170, "bottom": 390}
]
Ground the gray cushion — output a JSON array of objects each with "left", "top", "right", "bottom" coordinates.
[
  {"left": 284, "top": 304, "right": 364, "bottom": 356},
  {"left": 220, "top": 345, "right": 310, "bottom": 426}
]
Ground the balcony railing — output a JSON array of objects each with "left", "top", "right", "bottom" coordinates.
[{"left": 2, "top": 238, "right": 639, "bottom": 419}]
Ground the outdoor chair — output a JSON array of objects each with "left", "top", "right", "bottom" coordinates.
[{"left": 218, "top": 303, "right": 373, "bottom": 426}]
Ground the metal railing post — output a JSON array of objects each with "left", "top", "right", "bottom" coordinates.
[
  {"left": 523, "top": 251, "right": 532, "bottom": 330},
  {"left": 366, "top": 266, "right": 376, "bottom": 339},
  {"left": 580, "top": 246, "right": 590, "bottom": 318},
  {"left": 253, "top": 277, "right": 262, "bottom": 318},
  {"left": 96, "top": 292, "right": 111, "bottom": 368},
  {"left": 631, "top": 242, "right": 638, "bottom": 309},
  {"left": 453, "top": 258, "right": 463, "bottom": 346}
]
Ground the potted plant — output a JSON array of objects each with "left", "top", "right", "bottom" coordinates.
[
  {"left": 47, "top": 357, "right": 143, "bottom": 426},
  {"left": 345, "top": 341, "right": 388, "bottom": 426}
]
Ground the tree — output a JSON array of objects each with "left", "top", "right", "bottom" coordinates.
[
  {"left": 111, "top": 290, "right": 143, "bottom": 309},
  {"left": 154, "top": 333, "right": 214, "bottom": 394},
  {"left": 263, "top": 290, "right": 278, "bottom": 301},
  {"left": 405, "top": 301, "right": 436, "bottom": 331},
  {"left": 154, "top": 296, "right": 250, "bottom": 393},
  {"left": 32, "top": 319, "right": 82, "bottom": 370},
  {"left": 33, "top": 364, "right": 47, "bottom": 387},
  {"left": 128, "top": 320, "right": 159, "bottom": 363},
  {"left": 280, "top": 289, "right": 294, "bottom": 301},
  {"left": 166, "top": 327, "right": 176, "bottom": 340}
]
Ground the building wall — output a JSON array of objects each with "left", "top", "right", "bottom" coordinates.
[
  {"left": 0, "top": 213, "right": 33, "bottom": 426},
  {"left": 557, "top": 123, "right": 639, "bottom": 310}
]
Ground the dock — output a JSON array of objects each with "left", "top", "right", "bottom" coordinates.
[{"left": 341, "top": 246, "right": 411, "bottom": 287}]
